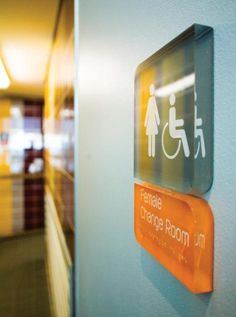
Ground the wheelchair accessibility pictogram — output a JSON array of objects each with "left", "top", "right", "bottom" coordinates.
[
  {"left": 161, "top": 122, "right": 181, "bottom": 159},
  {"left": 194, "top": 93, "right": 206, "bottom": 158},
  {"left": 162, "top": 94, "right": 190, "bottom": 159},
  {"left": 144, "top": 85, "right": 206, "bottom": 160}
]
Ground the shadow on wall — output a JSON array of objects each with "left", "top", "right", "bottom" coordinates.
[{"left": 141, "top": 250, "right": 212, "bottom": 317}]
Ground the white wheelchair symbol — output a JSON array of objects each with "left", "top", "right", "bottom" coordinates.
[
  {"left": 162, "top": 94, "right": 190, "bottom": 159},
  {"left": 161, "top": 93, "right": 206, "bottom": 159},
  {"left": 194, "top": 93, "right": 206, "bottom": 158}
]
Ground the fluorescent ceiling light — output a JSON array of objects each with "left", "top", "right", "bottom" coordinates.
[
  {"left": 155, "top": 73, "right": 195, "bottom": 98},
  {"left": 2, "top": 42, "right": 49, "bottom": 85},
  {"left": 0, "top": 58, "right": 10, "bottom": 89}
]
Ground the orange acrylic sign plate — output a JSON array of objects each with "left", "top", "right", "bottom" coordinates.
[{"left": 134, "top": 182, "right": 214, "bottom": 293}]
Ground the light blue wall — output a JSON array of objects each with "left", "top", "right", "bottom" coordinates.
[{"left": 75, "top": 1, "right": 236, "bottom": 316}]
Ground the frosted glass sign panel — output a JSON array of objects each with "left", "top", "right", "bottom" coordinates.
[{"left": 134, "top": 24, "right": 213, "bottom": 194}]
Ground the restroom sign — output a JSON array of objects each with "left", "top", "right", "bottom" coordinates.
[
  {"left": 134, "top": 24, "right": 213, "bottom": 195},
  {"left": 134, "top": 182, "right": 214, "bottom": 293}
]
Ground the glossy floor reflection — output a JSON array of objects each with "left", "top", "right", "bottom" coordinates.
[{"left": 0, "top": 230, "right": 51, "bottom": 317}]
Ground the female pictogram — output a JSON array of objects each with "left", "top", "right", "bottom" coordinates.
[{"left": 144, "top": 84, "right": 160, "bottom": 157}]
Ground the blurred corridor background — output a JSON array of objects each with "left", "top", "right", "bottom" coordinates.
[{"left": 0, "top": 0, "right": 74, "bottom": 316}]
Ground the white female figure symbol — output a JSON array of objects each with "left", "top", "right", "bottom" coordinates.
[{"left": 144, "top": 84, "right": 160, "bottom": 157}]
